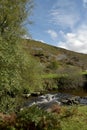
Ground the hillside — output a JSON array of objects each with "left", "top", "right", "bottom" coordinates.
[{"left": 22, "top": 39, "right": 87, "bottom": 72}]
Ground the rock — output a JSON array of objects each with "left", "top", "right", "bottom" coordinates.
[
  {"left": 45, "top": 94, "right": 54, "bottom": 101},
  {"left": 61, "top": 99, "right": 72, "bottom": 105},
  {"left": 22, "top": 94, "right": 31, "bottom": 98},
  {"left": 61, "top": 97, "right": 80, "bottom": 105},
  {"left": 73, "top": 100, "right": 79, "bottom": 104},
  {"left": 39, "top": 95, "right": 46, "bottom": 99},
  {"left": 79, "top": 98, "right": 87, "bottom": 104},
  {"left": 36, "top": 99, "right": 48, "bottom": 104}
]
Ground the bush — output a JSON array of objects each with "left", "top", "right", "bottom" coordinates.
[
  {"left": 17, "top": 106, "right": 62, "bottom": 130},
  {"left": 21, "top": 56, "right": 43, "bottom": 93},
  {"left": 61, "top": 106, "right": 78, "bottom": 118},
  {"left": 0, "top": 105, "right": 79, "bottom": 130},
  {"left": 43, "top": 78, "right": 58, "bottom": 91},
  {"left": 57, "top": 67, "right": 84, "bottom": 90},
  {"left": 0, "top": 106, "right": 61, "bottom": 130},
  {"left": 0, "top": 95, "right": 24, "bottom": 113},
  {"left": 47, "top": 61, "right": 58, "bottom": 71},
  {"left": 0, "top": 37, "right": 44, "bottom": 97}
]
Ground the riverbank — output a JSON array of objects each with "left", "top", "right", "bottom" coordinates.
[
  {"left": 0, "top": 103, "right": 87, "bottom": 130},
  {"left": 0, "top": 91, "right": 87, "bottom": 130}
]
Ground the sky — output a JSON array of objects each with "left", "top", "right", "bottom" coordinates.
[{"left": 25, "top": 0, "right": 87, "bottom": 54}]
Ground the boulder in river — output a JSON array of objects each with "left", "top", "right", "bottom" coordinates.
[{"left": 61, "top": 96, "right": 80, "bottom": 105}]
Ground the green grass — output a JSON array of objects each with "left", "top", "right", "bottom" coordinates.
[
  {"left": 82, "top": 71, "right": 87, "bottom": 75},
  {"left": 61, "top": 105, "right": 87, "bottom": 130},
  {"left": 41, "top": 74, "right": 59, "bottom": 79},
  {"left": 41, "top": 71, "right": 85, "bottom": 79}
]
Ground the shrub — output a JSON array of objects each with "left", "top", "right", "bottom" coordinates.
[
  {"left": 0, "top": 105, "right": 79, "bottom": 130},
  {"left": 17, "top": 106, "right": 62, "bottom": 130},
  {"left": 21, "top": 56, "right": 43, "bottom": 93},
  {"left": 57, "top": 67, "right": 84, "bottom": 90},
  {"left": 51, "top": 104, "right": 62, "bottom": 114},
  {"left": 61, "top": 106, "right": 78, "bottom": 118},
  {"left": 47, "top": 61, "right": 58, "bottom": 71},
  {"left": 43, "top": 78, "right": 58, "bottom": 91},
  {"left": 0, "top": 95, "right": 24, "bottom": 113}
]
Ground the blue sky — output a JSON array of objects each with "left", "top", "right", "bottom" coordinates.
[{"left": 25, "top": 0, "right": 87, "bottom": 54}]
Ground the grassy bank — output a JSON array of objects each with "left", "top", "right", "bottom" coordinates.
[
  {"left": 61, "top": 105, "right": 87, "bottom": 130},
  {"left": 0, "top": 105, "right": 87, "bottom": 130},
  {"left": 42, "top": 70, "right": 87, "bottom": 79},
  {"left": 42, "top": 72, "right": 85, "bottom": 91}
]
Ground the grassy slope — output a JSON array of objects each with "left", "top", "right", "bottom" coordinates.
[
  {"left": 61, "top": 105, "right": 87, "bottom": 130},
  {"left": 22, "top": 39, "right": 87, "bottom": 71}
]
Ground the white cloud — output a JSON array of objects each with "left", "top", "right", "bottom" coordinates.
[
  {"left": 50, "top": 0, "right": 80, "bottom": 29},
  {"left": 47, "top": 30, "right": 58, "bottom": 40},
  {"left": 58, "top": 25, "right": 87, "bottom": 54},
  {"left": 83, "top": 0, "right": 87, "bottom": 3},
  {"left": 82, "top": 0, "right": 87, "bottom": 7}
]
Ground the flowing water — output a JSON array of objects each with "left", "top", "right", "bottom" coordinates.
[{"left": 23, "top": 89, "right": 87, "bottom": 111}]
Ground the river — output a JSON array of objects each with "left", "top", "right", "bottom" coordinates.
[{"left": 23, "top": 89, "right": 87, "bottom": 111}]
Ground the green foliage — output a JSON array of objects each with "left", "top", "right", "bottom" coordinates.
[
  {"left": 0, "top": 0, "right": 33, "bottom": 40},
  {"left": 17, "top": 106, "right": 62, "bottom": 130},
  {"left": 61, "top": 106, "right": 87, "bottom": 130},
  {"left": 0, "top": 0, "right": 44, "bottom": 114},
  {"left": 0, "top": 106, "right": 62, "bottom": 130},
  {"left": 61, "top": 106, "right": 78, "bottom": 118},
  {"left": 57, "top": 67, "right": 84, "bottom": 90},
  {"left": 0, "top": 38, "right": 22, "bottom": 95},
  {"left": 41, "top": 73, "right": 58, "bottom": 79},
  {"left": 42, "top": 78, "right": 58, "bottom": 91},
  {"left": 0, "top": 0, "right": 43, "bottom": 97},
  {"left": 0, "top": 105, "right": 87, "bottom": 130},
  {"left": 47, "top": 61, "right": 58, "bottom": 71},
  {"left": 21, "top": 56, "right": 43, "bottom": 93},
  {"left": 0, "top": 95, "right": 24, "bottom": 113}
]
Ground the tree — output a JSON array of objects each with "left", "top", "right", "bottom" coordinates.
[
  {"left": 57, "top": 67, "right": 84, "bottom": 90},
  {"left": 0, "top": 0, "right": 36, "bottom": 96},
  {"left": 0, "top": 0, "right": 33, "bottom": 40}
]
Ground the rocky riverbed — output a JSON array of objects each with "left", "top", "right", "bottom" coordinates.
[{"left": 23, "top": 93, "right": 87, "bottom": 111}]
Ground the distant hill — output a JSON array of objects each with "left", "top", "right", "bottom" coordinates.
[{"left": 22, "top": 39, "right": 87, "bottom": 72}]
